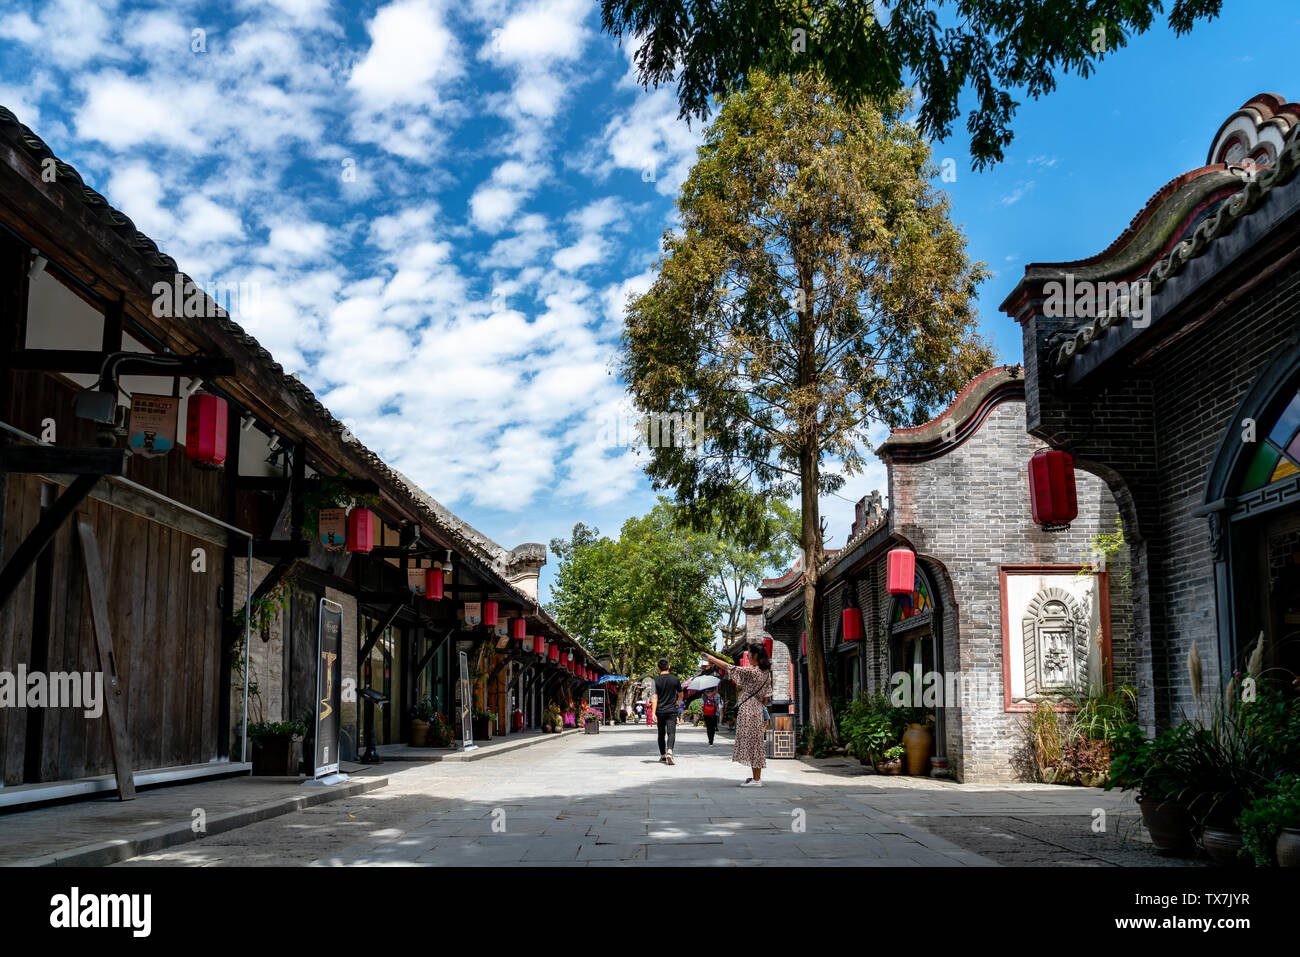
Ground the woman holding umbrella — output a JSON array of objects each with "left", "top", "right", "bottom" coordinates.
[{"left": 702, "top": 644, "right": 772, "bottom": 786}]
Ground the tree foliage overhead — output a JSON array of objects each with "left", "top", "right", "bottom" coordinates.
[
  {"left": 600, "top": 0, "right": 1223, "bottom": 168},
  {"left": 619, "top": 72, "right": 993, "bottom": 736}
]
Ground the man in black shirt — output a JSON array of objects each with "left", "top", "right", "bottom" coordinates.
[{"left": 649, "top": 658, "right": 683, "bottom": 765}]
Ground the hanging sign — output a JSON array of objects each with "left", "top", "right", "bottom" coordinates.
[
  {"left": 463, "top": 602, "right": 482, "bottom": 626},
  {"left": 458, "top": 650, "right": 477, "bottom": 751},
  {"left": 314, "top": 598, "right": 343, "bottom": 778},
  {"left": 127, "top": 394, "right": 179, "bottom": 458},
  {"left": 493, "top": 617, "right": 509, "bottom": 647},
  {"left": 407, "top": 567, "right": 427, "bottom": 596},
  {"left": 318, "top": 508, "right": 347, "bottom": 550}
]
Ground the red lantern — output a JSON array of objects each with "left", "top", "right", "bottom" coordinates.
[
  {"left": 483, "top": 602, "right": 498, "bottom": 627},
  {"left": 347, "top": 508, "right": 375, "bottom": 553},
  {"left": 740, "top": 651, "right": 750, "bottom": 666},
  {"left": 512, "top": 618, "right": 526, "bottom": 642},
  {"left": 1028, "top": 448, "right": 1078, "bottom": 531},
  {"left": 842, "top": 608, "right": 863, "bottom": 642},
  {"left": 534, "top": 634, "right": 545, "bottom": 656},
  {"left": 425, "top": 568, "right": 444, "bottom": 600},
  {"left": 185, "top": 393, "right": 228, "bottom": 467},
  {"left": 549, "top": 643, "right": 559, "bottom": 662},
  {"left": 763, "top": 637, "right": 773, "bottom": 658},
  {"left": 887, "top": 548, "right": 915, "bottom": 595}
]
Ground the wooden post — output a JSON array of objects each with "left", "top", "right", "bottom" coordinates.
[{"left": 75, "top": 515, "right": 135, "bottom": 799}]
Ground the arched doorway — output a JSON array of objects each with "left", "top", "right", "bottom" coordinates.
[
  {"left": 1204, "top": 341, "right": 1300, "bottom": 680},
  {"left": 888, "top": 561, "right": 946, "bottom": 770}
]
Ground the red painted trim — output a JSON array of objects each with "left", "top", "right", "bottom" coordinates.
[{"left": 998, "top": 564, "right": 1114, "bottom": 714}]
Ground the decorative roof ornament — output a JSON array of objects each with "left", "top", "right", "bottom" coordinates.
[{"left": 1207, "top": 93, "right": 1300, "bottom": 169}]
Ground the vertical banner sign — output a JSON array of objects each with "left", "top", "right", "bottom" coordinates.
[
  {"left": 406, "top": 567, "right": 426, "bottom": 596},
  {"left": 458, "top": 650, "right": 476, "bottom": 751},
  {"left": 127, "top": 394, "right": 179, "bottom": 457},
  {"left": 318, "top": 508, "right": 347, "bottom": 550},
  {"left": 463, "top": 602, "right": 482, "bottom": 627},
  {"left": 315, "top": 599, "right": 343, "bottom": 777}
]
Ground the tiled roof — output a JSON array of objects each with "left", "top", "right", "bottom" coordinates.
[{"left": 0, "top": 105, "right": 565, "bottom": 627}]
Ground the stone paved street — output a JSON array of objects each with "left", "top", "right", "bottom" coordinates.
[{"left": 116, "top": 722, "right": 1181, "bottom": 867}]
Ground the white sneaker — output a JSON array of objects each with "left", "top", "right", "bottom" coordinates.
[{"left": 740, "top": 778, "right": 763, "bottom": 787}]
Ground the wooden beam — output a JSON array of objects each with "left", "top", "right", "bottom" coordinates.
[
  {"left": 414, "top": 626, "right": 455, "bottom": 675},
  {"left": 359, "top": 602, "right": 404, "bottom": 663},
  {"left": 234, "top": 475, "right": 379, "bottom": 494},
  {"left": 6, "top": 349, "right": 235, "bottom": 378},
  {"left": 251, "top": 557, "right": 295, "bottom": 607},
  {"left": 75, "top": 515, "right": 135, "bottom": 800},
  {"left": 251, "top": 539, "right": 310, "bottom": 559},
  {"left": 0, "top": 472, "right": 99, "bottom": 610},
  {"left": 0, "top": 446, "right": 127, "bottom": 475}
]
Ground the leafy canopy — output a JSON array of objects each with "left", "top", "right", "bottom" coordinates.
[{"left": 600, "top": 0, "right": 1223, "bottom": 169}]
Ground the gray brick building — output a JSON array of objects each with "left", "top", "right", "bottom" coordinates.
[
  {"left": 1003, "top": 93, "right": 1300, "bottom": 730},
  {"left": 767, "top": 367, "right": 1134, "bottom": 781}
]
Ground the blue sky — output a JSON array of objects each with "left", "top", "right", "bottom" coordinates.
[{"left": 0, "top": 0, "right": 1294, "bottom": 603}]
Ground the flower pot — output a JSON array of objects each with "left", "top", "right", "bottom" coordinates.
[
  {"left": 584, "top": 718, "right": 600, "bottom": 734},
  {"left": 411, "top": 719, "right": 430, "bottom": 747},
  {"left": 902, "top": 723, "right": 933, "bottom": 776},
  {"left": 1277, "top": 828, "right": 1300, "bottom": 867},
  {"left": 251, "top": 733, "right": 296, "bottom": 776},
  {"left": 872, "top": 758, "right": 903, "bottom": 775},
  {"left": 1137, "top": 796, "right": 1194, "bottom": 856},
  {"left": 1201, "top": 826, "right": 1246, "bottom": 867},
  {"left": 472, "top": 716, "right": 494, "bottom": 741}
]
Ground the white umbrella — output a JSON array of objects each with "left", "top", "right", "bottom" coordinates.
[{"left": 683, "top": 674, "right": 722, "bottom": 691}]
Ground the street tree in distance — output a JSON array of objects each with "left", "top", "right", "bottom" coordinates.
[
  {"left": 600, "top": 0, "right": 1223, "bottom": 168},
  {"left": 619, "top": 73, "right": 993, "bottom": 740}
]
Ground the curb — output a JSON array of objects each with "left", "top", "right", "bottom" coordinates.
[
  {"left": 386, "top": 727, "right": 592, "bottom": 764},
  {"left": 14, "top": 774, "right": 390, "bottom": 867}
]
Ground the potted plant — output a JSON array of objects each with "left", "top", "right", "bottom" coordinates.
[
  {"left": 581, "top": 702, "right": 602, "bottom": 733},
  {"left": 840, "top": 692, "right": 910, "bottom": 773},
  {"left": 1107, "top": 722, "right": 1196, "bottom": 856},
  {"left": 249, "top": 720, "right": 306, "bottom": 776},
  {"left": 543, "top": 703, "right": 563, "bottom": 733},
  {"left": 472, "top": 708, "right": 496, "bottom": 742},
  {"left": 427, "top": 712, "right": 454, "bottom": 748},
  {"left": 1237, "top": 774, "right": 1300, "bottom": 867},
  {"left": 410, "top": 697, "right": 435, "bottom": 747}
]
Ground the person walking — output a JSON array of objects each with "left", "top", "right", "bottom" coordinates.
[
  {"left": 703, "top": 644, "right": 772, "bottom": 786},
  {"left": 649, "top": 657, "right": 683, "bottom": 765},
  {"left": 700, "top": 685, "right": 721, "bottom": 745}
]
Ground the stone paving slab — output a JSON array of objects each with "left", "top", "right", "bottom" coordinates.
[
  {"left": 0, "top": 765, "right": 389, "bottom": 866},
  {"left": 100, "top": 723, "right": 1193, "bottom": 867}
]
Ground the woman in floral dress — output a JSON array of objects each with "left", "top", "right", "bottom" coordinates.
[{"left": 703, "top": 644, "right": 772, "bottom": 786}]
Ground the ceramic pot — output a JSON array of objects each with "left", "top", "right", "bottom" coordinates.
[
  {"left": 1201, "top": 826, "right": 1245, "bottom": 867},
  {"left": 872, "top": 758, "right": 903, "bottom": 775},
  {"left": 410, "top": 719, "right": 430, "bottom": 747},
  {"left": 1138, "top": 796, "right": 1194, "bottom": 856},
  {"left": 1277, "top": 828, "right": 1300, "bottom": 867},
  {"left": 902, "top": 723, "right": 933, "bottom": 776}
]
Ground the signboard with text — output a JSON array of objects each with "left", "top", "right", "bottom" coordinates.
[
  {"left": 314, "top": 599, "right": 343, "bottom": 777},
  {"left": 127, "top": 394, "right": 179, "bottom": 458}
]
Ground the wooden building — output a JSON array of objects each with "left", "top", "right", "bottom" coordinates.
[{"left": 0, "top": 106, "right": 598, "bottom": 805}]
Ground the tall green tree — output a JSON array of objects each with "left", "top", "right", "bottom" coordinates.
[
  {"left": 600, "top": 0, "right": 1221, "bottom": 168},
  {"left": 695, "top": 495, "right": 800, "bottom": 642},
  {"left": 547, "top": 503, "right": 725, "bottom": 706},
  {"left": 619, "top": 73, "right": 993, "bottom": 739}
]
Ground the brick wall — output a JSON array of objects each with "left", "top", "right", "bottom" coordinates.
[
  {"left": 886, "top": 396, "right": 1133, "bottom": 782},
  {"left": 1028, "top": 268, "right": 1300, "bottom": 727}
]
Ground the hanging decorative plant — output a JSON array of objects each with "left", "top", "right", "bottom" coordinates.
[
  {"left": 232, "top": 571, "right": 298, "bottom": 640},
  {"left": 301, "top": 470, "right": 382, "bottom": 542}
]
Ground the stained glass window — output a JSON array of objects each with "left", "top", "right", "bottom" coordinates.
[
  {"left": 892, "top": 573, "right": 932, "bottom": 622},
  {"left": 1239, "top": 388, "right": 1300, "bottom": 492}
]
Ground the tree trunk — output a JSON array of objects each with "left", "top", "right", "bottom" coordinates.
[{"left": 800, "top": 443, "right": 836, "bottom": 740}]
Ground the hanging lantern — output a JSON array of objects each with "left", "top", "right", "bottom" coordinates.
[
  {"left": 483, "top": 601, "right": 498, "bottom": 627},
  {"left": 534, "top": 634, "right": 545, "bottom": 656},
  {"left": 185, "top": 393, "right": 228, "bottom": 468},
  {"left": 512, "top": 618, "right": 526, "bottom": 642},
  {"left": 842, "top": 607, "right": 864, "bottom": 642},
  {"left": 549, "top": 643, "right": 559, "bottom": 662},
  {"left": 1028, "top": 448, "right": 1078, "bottom": 531},
  {"left": 763, "top": 637, "right": 773, "bottom": 658},
  {"left": 425, "top": 568, "right": 444, "bottom": 600},
  {"left": 347, "top": 508, "right": 375, "bottom": 553},
  {"left": 887, "top": 548, "right": 915, "bottom": 595}
]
